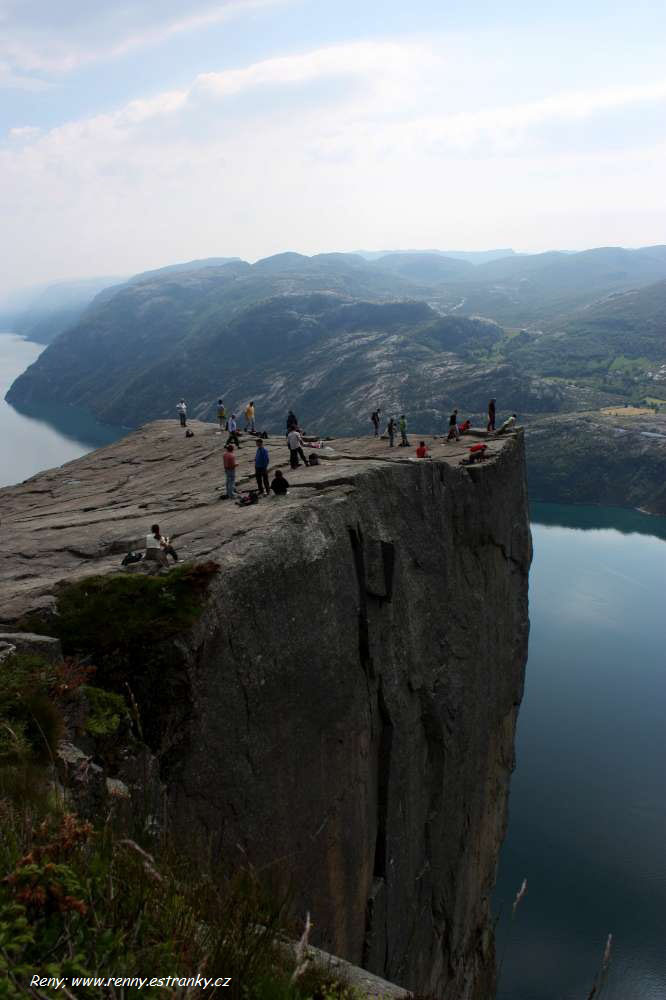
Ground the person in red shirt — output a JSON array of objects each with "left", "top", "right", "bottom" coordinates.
[
  {"left": 222, "top": 444, "right": 237, "bottom": 499},
  {"left": 416, "top": 441, "right": 428, "bottom": 458}
]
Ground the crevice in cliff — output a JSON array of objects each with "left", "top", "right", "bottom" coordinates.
[
  {"left": 373, "top": 679, "right": 393, "bottom": 881},
  {"left": 348, "top": 525, "right": 374, "bottom": 679}
]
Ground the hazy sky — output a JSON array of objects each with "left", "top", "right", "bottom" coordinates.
[{"left": 2, "top": 0, "right": 666, "bottom": 296}]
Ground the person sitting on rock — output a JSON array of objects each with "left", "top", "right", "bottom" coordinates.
[
  {"left": 462, "top": 443, "right": 488, "bottom": 465},
  {"left": 146, "top": 523, "right": 178, "bottom": 562},
  {"left": 497, "top": 413, "right": 517, "bottom": 435},
  {"left": 416, "top": 441, "right": 429, "bottom": 458},
  {"left": 270, "top": 469, "right": 289, "bottom": 496},
  {"left": 458, "top": 418, "right": 471, "bottom": 434}
]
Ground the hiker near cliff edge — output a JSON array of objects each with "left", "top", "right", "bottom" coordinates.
[
  {"left": 447, "top": 409, "right": 460, "bottom": 441},
  {"left": 487, "top": 398, "right": 496, "bottom": 432},
  {"left": 399, "top": 414, "right": 409, "bottom": 447},
  {"left": 497, "top": 413, "right": 517, "bottom": 435},
  {"left": 371, "top": 408, "right": 381, "bottom": 436},
  {"left": 287, "top": 428, "right": 307, "bottom": 468},
  {"left": 226, "top": 414, "right": 241, "bottom": 448},
  {"left": 255, "top": 439, "right": 270, "bottom": 495},
  {"left": 146, "top": 523, "right": 178, "bottom": 562},
  {"left": 245, "top": 401, "right": 256, "bottom": 433},
  {"left": 387, "top": 416, "right": 396, "bottom": 447},
  {"left": 416, "top": 441, "right": 429, "bottom": 458},
  {"left": 217, "top": 399, "right": 226, "bottom": 432},
  {"left": 222, "top": 444, "right": 237, "bottom": 498},
  {"left": 271, "top": 469, "right": 289, "bottom": 495},
  {"left": 286, "top": 410, "right": 298, "bottom": 433},
  {"left": 177, "top": 399, "right": 187, "bottom": 427}
]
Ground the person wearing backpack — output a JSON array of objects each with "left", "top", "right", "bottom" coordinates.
[{"left": 254, "top": 439, "right": 270, "bottom": 494}]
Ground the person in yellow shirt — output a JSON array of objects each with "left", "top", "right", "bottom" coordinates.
[{"left": 244, "top": 401, "right": 256, "bottom": 433}]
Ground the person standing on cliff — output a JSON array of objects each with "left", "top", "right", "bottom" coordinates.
[
  {"left": 447, "top": 409, "right": 460, "bottom": 441},
  {"left": 254, "top": 439, "right": 270, "bottom": 495},
  {"left": 245, "top": 401, "right": 256, "bottom": 433},
  {"left": 177, "top": 399, "right": 187, "bottom": 427},
  {"left": 371, "top": 408, "right": 381, "bottom": 436},
  {"left": 226, "top": 414, "right": 241, "bottom": 448},
  {"left": 487, "top": 398, "right": 496, "bottom": 432},
  {"left": 387, "top": 416, "right": 396, "bottom": 447},
  {"left": 286, "top": 410, "right": 298, "bottom": 433},
  {"left": 287, "top": 427, "right": 307, "bottom": 468},
  {"left": 399, "top": 414, "right": 409, "bottom": 447},
  {"left": 217, "top": 399, "right": 226, "bottom": 432},
  {"left": 222, "top": 444, "right": 237, "bottom": 499}
]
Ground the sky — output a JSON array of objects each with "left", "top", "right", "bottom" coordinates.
[{"left": 2, "top": 0, "right": 666, "bottom": 297}]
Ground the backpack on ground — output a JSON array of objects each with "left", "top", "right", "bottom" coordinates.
[{"left": 121, "top": 551, "right": 143, "bottom": 566}]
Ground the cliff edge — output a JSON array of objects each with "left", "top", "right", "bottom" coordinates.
[{"left": 0, "top": 424, "right": 532, "bottom": 998}]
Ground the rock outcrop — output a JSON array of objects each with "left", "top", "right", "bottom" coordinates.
[{"left": 0, "top": 422, "right": 532, "bottom": 998}]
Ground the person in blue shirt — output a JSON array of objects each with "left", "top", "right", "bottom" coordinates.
[{"left": 255, "top": 439, "right": 270, "bottom": 495}]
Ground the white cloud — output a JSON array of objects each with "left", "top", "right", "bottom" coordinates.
[
  {"left": 2, "top": 37, "right": 666, "bottom": 294},
  {"left": 0, "top": 0, "right": 285, "bottom": 80}
]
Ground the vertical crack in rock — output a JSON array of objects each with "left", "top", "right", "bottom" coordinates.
[{"left": 348, "top": 524, "right": 375, "bottom": 678}]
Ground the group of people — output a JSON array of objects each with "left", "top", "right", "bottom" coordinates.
[
  {"left": 222, "top": 439, "right": 290, "bottom": 500},
  {"left": 371, "top": 399, "right": 518, "bottom": 445}
]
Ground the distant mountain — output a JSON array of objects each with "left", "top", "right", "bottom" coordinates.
[
  {"left": 1, "top": 276, "right": 125, "bottom": 344},
  {"left": 446, "top": 245, "right": 666, "bottom": 327},
  {"left": 8, "top": 247, "right": 666, "bottom": 438},
  {"left": 503, "top": 277, "right": 666, "bottom": 380},
  {"left": 355, "top": 248, "right": 516, "bottom": 265},
  {"left": 9, "top": 252, "right": 596, "bottom": 434}
]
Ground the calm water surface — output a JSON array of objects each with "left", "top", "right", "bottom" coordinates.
[
  {"left": 495, "top": 502, "right": 666, "bottom": 1000},
  {"left": 0, "top": 332, "right": 122, "bottom": 487},
  {"left": 2, "top": 330, "right": 665, "bottom": 997}
]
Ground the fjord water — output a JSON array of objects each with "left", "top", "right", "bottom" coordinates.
[
  {"left": 0, "top": 332, "right": 121, "bottom": 488},
  {"left": 495, "top": 503, "right": 666, "bottom": 1000},
  {"left": 3, "top": 331, "right": 665, "bottom": 998}
]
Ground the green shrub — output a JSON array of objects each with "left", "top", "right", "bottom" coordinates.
[{"left": 80, "top": 686, "right": 128, "bottom": 738}]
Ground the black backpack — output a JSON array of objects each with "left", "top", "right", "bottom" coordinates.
[{"left": 121, "top": 551, "right": 143, "bottom": 566}]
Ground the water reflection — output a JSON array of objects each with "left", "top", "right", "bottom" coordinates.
[
  {"left": 0, "top": 332, "right": 124, "bottom": 488},
  {"left": 495, "top": 507, "right": 666, "bottom": 1000}
]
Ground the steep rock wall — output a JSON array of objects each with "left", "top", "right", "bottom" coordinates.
[{"left": 167, "top": 441, "right": 531, "bottom": 998}]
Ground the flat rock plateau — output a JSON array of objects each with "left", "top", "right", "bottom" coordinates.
[{"left": 0, "top": 422, "right": 532, "bottom": 999}]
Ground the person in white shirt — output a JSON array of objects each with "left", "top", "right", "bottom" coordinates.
[
  {"left": 226, "top": 414, "right": 241, "bottom": 448},
  {"left": 146, "top": 523, "right": 178, "bottom": 562},
  {"left": 287, "top": 428, "right": 307, "bottom": 468},
  {"left": 176, "top": 399, "right": 187, "bottom": 427},
  {"left": 497, "top": 413, "right": 517, "bottom": 435}
]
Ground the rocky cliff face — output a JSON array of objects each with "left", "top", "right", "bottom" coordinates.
[{"left": 0, "top": 423, "right": 531, "bottom": 998}]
